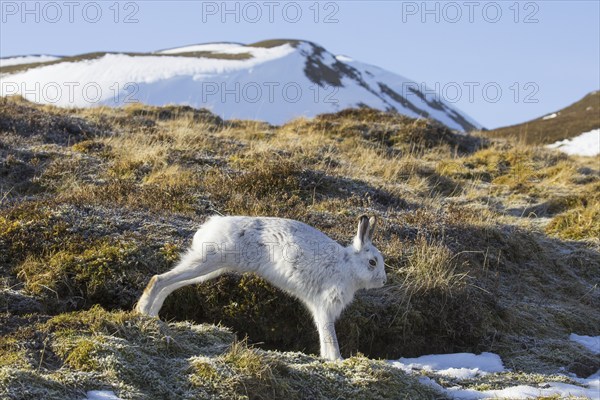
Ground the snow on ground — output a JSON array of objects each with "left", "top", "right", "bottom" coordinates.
[
  {"left": 0, "top": 55, "right": 61, "bottom": 67},
  {"left": 390, "top": 352, "right": 504, "bottom": 379},
  {"left": 335, "top": 55, "right": 354, "bottom": 62},
  {"left": 546, "top": 129, "right": 600, "bottom": 156},
  {"left": 157, "top": 43, "right": 243, "bottom": 54},
  {"left": 570, "top": 333, "right": 600, "bottom": 354},
  {"left": 157, "top": 42, "right": 278, "bottom": 58},
  {"left": 390, "top": 352, "right": 600, "bottom": 399},
  {"left": 438, "top": 377, "right": 600, "bottom": 399},
  {"left": 82, "top": 390, "right": 122, "bottom": 400},
  {"left": 542, "top": 112, "right": 558, "bottom": 120}
]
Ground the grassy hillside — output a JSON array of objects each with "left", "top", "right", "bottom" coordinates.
[
  {"left": 0, "top": 96, "right": 598, "bottom": 398},
  {"left": 484, "top": 91, "right": 600, "bottom": 144}
]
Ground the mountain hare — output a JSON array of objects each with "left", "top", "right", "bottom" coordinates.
[{"left": 136, "top": 214, "right": 386, "bottom": 360}]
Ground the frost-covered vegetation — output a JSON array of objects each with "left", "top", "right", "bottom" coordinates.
[{"left": 0, "top": 96, "right": 598, "bottom": 399}]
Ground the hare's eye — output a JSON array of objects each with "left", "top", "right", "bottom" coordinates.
[{"left": 368, "top": 259, "right": 377, "bottom": 269}]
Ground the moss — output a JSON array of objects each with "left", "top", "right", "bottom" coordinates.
[
  {"left": 60, "top": 337, "right": 103, "bottom": 371},
  {"left": 22, "top": 240, "right": 128, "bottom": 290},
  {"left": 0, "top": 201, "right": 70, "bottom": 269},
  {"left": 0, "top": 337, "right": 29, "bottom": 369},
  {"left": 0, "top": 201, "right": 180, "bottom": 309},
  {"left": 160, "top": 242, "right": 182, "bottom": 264},
  {"left": 17, "top": 239, "right": 137, "bottom": 303},
  {"left": 14, "top": 237, "right": 176, "bottom": 310},
  {"left": 190, "top": 358, "right": 220, "bottom": 380}
]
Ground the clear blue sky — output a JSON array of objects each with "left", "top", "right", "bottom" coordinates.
[{"left": 1, "top": 0, "right": 599, "bottom": 128}]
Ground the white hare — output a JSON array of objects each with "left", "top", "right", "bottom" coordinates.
[{"left": 136, "top": 214, "right": 386, "bottom": 360}]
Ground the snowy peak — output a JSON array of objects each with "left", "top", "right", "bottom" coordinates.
[{"left": 0, "top": 39, "right": 481, "bottom": 131}]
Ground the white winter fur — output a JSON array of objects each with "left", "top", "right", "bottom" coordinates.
[{"left": 136, "top": 215, "right": 386, "bottom": 360}]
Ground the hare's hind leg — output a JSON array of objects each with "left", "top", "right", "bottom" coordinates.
[
  {"left": 136, "top": 250, "right": 224, "bottom": 317},
  {"left": 147, "top": 267, "right": 229, "bottom": 316}
]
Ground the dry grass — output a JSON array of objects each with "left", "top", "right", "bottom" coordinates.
[
  {"left": 392, "top": 235, "right": 471, "bottom": 294},
  {"left": 546, "top": 201, "right": 600, "bottom": 240},
  {"left": 0, "top": 97, "right": 599, "bottom": 393}
]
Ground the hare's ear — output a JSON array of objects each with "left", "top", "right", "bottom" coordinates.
[
  {"left": 353, "top": 215, "right": 370, "bottom": 251},
  {"left": 368, "top": 216, "right": 377, "bottom": 240}
]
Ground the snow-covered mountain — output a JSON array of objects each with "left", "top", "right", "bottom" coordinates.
[{"left": 0, "top": 40, "right": 481, "bottom": 131}]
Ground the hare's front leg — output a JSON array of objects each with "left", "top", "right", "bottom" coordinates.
[{"left": 313, "top": 309, "right": 342, "bottom": 361}]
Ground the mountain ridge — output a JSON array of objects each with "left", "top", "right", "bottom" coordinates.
[
  {"left": 0, "top": 39, "right": 482, "bottom": 131},
  {"left": 485, "top": 91, "right": 600, "bottom": 144}
]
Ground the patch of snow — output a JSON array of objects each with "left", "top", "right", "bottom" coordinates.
[
  {"left": 217, "top": 45, "right": 295, "bottom": 58},
  {"left": 158, "top": 43, "right": 243, "bottom": 54},
  {"left": 82, "top": 390, "right": 122, "bottom": 400},
  {"left": 445, "top": 380, "right": 600, "bottom": 399},
  {"left": 570, "top": 333, "right": 600, "bottom": 354},
  {"left": 546, "top": 129, "right": 600, "bottom": 157},
  {"left": 542, "top": 112, "right": 558, "bottom": 120},
  {"left": 157, "top": 43, "right": 291, "bottom": 59},
  {"left": 0, "top": 55, "right": 61, "bottom": 67},
  {"left": 335, "top": 55, "right": 354, "bottom": 62},
  {"left": 390, "top": 352, "right": 504, "bottom": 379},
  {"left": 391, "top": 352, "right": 600, "bottom": 399}
]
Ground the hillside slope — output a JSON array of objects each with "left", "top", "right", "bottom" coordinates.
[
  {"left": 0, "top": 40, "right": 481, "bottom": 131},
  {"left": 0, "top": 98, "right": 598, "bottom": 399},
  {"left": 485, "top": 91, "right": 600, "bottom": 144}
]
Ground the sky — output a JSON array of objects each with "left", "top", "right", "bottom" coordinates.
[{"left": 1, "top": 0, "right": 599, "bottom": 129}]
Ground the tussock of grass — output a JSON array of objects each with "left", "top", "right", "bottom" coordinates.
[
  {"left": 124, "top": 102, "right": 225, "bottom": 126},
  {"left": 0, "top": 201, "right": 69, "bottom": 268},
  {"left": 0, "top": 97, "right": 108, "bottom": 145},
  {"left": 0, "top": 199, "right": 188, "bottom": 311},
  {"left": 16, "top": 238, "right": 143, "bottom": 304},
  {"left": 546, "top": 202, "right": 600, "bottom": 240},
  {"left": 393, "top": 235, "right": 470, "bottom": 294}
]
